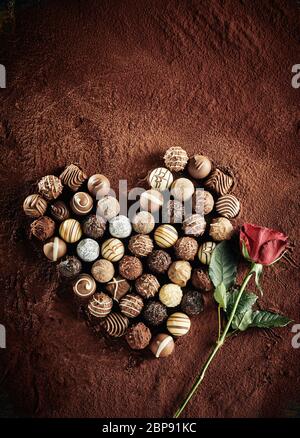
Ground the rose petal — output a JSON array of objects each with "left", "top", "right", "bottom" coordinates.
[{"left": 258, "top": 238, "right": 288, "bottom": 265}]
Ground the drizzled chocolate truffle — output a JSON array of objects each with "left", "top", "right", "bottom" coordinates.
[
  {"left": 135, "top": 274, "right": 160, "bottom": 299},
  {"left": 182, "top": 214, "right": 206, "bottom": 237},
  {"left": 73, "top": 274, "right": 96, "bottom": 298},
  {"left": 119, "top": 294, "right": 144, "bottom": 318},
  {"left": 30, "top": 216, "right": 55, "bottom": 241},
  {"left": 163, "top": 146, "right": 188, "bottom": 172},
  {"left": 128, "top": 234, "right": 154, "bottom": 257},
  {"left": 102, "top": 312, "right": 129, "bottom": 337},
  {"left": 58, "top": 256, "right": 82, "bottom": 279},
  {"left": 38, "top": 175, "right": 63, "bottom": 201},
  {"left": 60, "top": 164, "right": 87, "bottom": 192},
  {"left": 88, "top": 292, "right": 113, "bottom": 318},
  {"left": 165, "top": 199, "right": 184, "bottom": 224},
  {"left": 125, "top": 322, "right": 152, "bottom": 350},
  {"left": 50, "top": 200, "right": 70, "bottom": 222},
  {"left": 181, "top": 290, "right": 204, "bottom": 316},
  {"left": 82, "top": 214, "right": 106, "bottom": 239},
  {"left": 23, "top": 194, "right": 47, "bottom": 217},
  {"left": 191, "top": 268, "right": 212, "bottom": 291},
  {"left": 204, "top": 168, "right": 233, "bottom": 196},
  {"left": 193, "top": 190, "right": 214, "bottom": 215},
  {"left": 147, "top": 250, "right": 172, "bottom": 274},
  {"left": 119, "top": 256, "right": 143, "bottom": 281},
  {"left": 174, "top": 237, "right": 198, "bottom": 261},
  {"left": 105, "top": 276, "right": 131, "bottom": 302},
  {"left": 143, "top": 301, "right": 168, "bottom": 326}
]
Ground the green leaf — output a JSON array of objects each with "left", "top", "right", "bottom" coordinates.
[
  {"left": 227, "top": 289, "right": 258, "bottom": 331},
  {"left": 249, "top": 311, "right": 292, "bottom": 328},
  {"left": 213, "top": 282, "right": 227, "bottom": 310},
  {"left": 209, "top": 241, "right": 238, "bottom": 289}
]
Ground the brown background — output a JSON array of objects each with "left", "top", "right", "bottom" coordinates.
[{"left": 0, "top": 0, "right": 299, "bottom": 418}]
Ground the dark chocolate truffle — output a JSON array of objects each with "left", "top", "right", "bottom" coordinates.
[
  {"left": 105, "top": 276, "right": 131, "bottom": 302},
  {"left": 60, "top": 163, "right": 87, "bottom": 192},
  {"left": 120, "top": 293, "right": 144, "bottom": 318},
  {"left": 181, "top": 290, "right": 204, "bottom": 316},
  {"left": 128, "top": 234, "right": 154, "bottom": 257},
  {"left": 82, "top": 214, "right": 106, "bottom": 239},
  {"left": 125, "top": 322, "right": 152, "bottom": 350},
  {"left": 135, "top": 274, "right": 160, "bottom": 299},
  {"left": 174, "top": 237, "right": 198, "bottom": 261},
  {"left": 88, "top": 292, "right": 113, "bottom": 318},
  {"left": 204, "top": 168, "right": 234, "bottom": 196},
  {"left": 191, "top": 268, "right": 212, "bottom": 291},
  {"left": 147, "top": 250, "right": 172, "bottom": 274},
  {"left": 143, "top": 301, "right": 168, "bottom": 326},
  {"left": 30, "top": 216, "right": 55, "bottom": 241},
  {"left": 57, "top": 256, "right": 82, "bottom": 279},
  {"left": 23, "top": 194, "right": 47, "bottom": 217},
  {"left": 119, "top": 256, "right": 143, "bottom": 280},
  {"left": 102, "top": 312, "right": 129, "bottom": 337},
  {"left": 50, "top": 200, "right": 70, "bottom": 222}
]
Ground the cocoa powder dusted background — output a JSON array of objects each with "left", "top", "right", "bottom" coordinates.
[{"left": 0, "top": 0, "right": 299, "bottom": 418}]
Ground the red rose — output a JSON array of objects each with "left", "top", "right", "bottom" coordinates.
[{"left": 240, "top": 223, "right": 288, "bottom": 265}]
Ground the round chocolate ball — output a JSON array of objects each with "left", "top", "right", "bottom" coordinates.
[
  {"left": 132, "top": 211, "right": 155, "bottom": 234},
  {"left": 149, "top": 333, "right": 175, "bottom": 358},
  {"left": 97, "top": 195, "right": 120, "bottom": 221},
  {"left": 72, "top": 273, "right": 96, "bottom": 298},
  {"left": 147, "top": 250, "right": 172, "bottom": 274},
  {"left": 128, "top": 234, "right": 154, "bottom": 257},
  {"left": 164, "top": 199, "right": 184, "bottom": 224},
  {"left": 209, "top": 217, "right": 233, "bottom": 241},
  {"left": 182, "top": 214, "right": 206, "bottom": 237},
  {"left": 82, "top": 214, "right": 106, "bottom": 239},
  {"left": 140, "top": 189, "right": 164, "bottom": 213},
  {"left": 58, "top": 256, "right": 82, "bottom": 279},
  {"left": 109, "top": 215, "right": 132, "bottom": 239},
  {"left": 215, "top": 194, "right": 240, "bottom": 219},
  {"left": 91, "top": 259, "right": 115, "bottom": 283},
  {"left": 50, "top": 200, "right": 70, "bottom": 222},
  {"left": 119, "top": 293, "right": 144, "bottom": 318},
  {"left": 43, "top": 237, "right": 67, "bottom": 261},
  {"left": 181, "top": 290, "right": 204, "bottom": 316},
  {"left": 30, "top": 216, "right": 55, "bottom": 241},
  {"left": 148, "top": 167, "right": 173, "bottom": 191},
  {"left": 168, "top": 261, "right": 192, "bottom": 287},
  {"left": 167, "top": 312, "right": 191, "bottom": 337},
  {"left": 135, "top": 273, "right": 160, "bottom": 299},
  {"left": 101, "top": 238, "right": 125, "bottom": 262},
  {"left": 105, "top": 276, "right": 131, "bottom": 302},
  {"left": 87, "top": 174, "right": 110, "bottom": 198},
  {"left": 198, "top": 241, "right": 216, "bottom": 265},
  {"left": 70, "top": 192, "right": 93, "bottom": 216},
  {"left": 60, "top": 164, "right": 87, "bottom": 192},
  {"left": 191, "top": 268, "right": 212, "bottom": 291},
  {"left": 170, "top": 178, "right": 195, "bottom": 202},
  {"left": 59, "top": 218, "right": 82, "bottom": 243},
  {"left": 154, "top": 224, "right": 178, "bottom": 248},
  {"left": 174, "top": 237, "right": 198, "bottom": 261},
  {"left": 143, "top": 301, "right": 168, "bottom": 326},
  {"left": 126, "top": 322, "right": 152, "bottom": 350},
  {"left": 23, "top": 194, "right": 47, "bottom": 218},
  {"left": 76, "top": 238, "right": 100, "bottom": 262},
  {"left": 193, "top": 190, "right": 214, "bottom": 215},
  {"left": 159, "top": 283, "right": 183, "bottom": 307},
  {"left": 204, "top": 168, "right": 234, "bottom": 196},
  {"left": 102, "top": 312, "right": 129, "bottom": 337},
  {"left": 119, "top": 255, "right": 143, "bottom": 280},
  {"left": 188, "top": 155, "right": 212, "bottom": 179},
  {"left": 38, "top": 175, "right": 63, "bottom": 201},
  {"left": 88, "top": 292, "right": 113, "bottom": 318},
  {"left": 163, "top": 146, "right": 188, "bottom": 172}
]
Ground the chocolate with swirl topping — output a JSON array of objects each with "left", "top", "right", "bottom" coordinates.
[
  {"left": 50, "top": 200, "right": 70, "bottom": 222},
  {"left": 60, "top": 164, "right": 87, "bottom": 192}
]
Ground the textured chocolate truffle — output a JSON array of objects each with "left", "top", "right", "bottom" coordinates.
[
  {"left": 88, "top": 292, "right": 113, "bottom": 318},
  {"left": 23, "top": 194, "right": 47, "bottom": 217},
  {"left": 101, "top": 238, "right": 125, "bottom": 262},
  {"left": 164, "top": 199, "right": 184, "bottom": 224},
  {"left": 171, "top": 178, "right": 195, "bottom": 202},
  {"left": 72, "top": 274, "right": 96, "bottom": 298},
  {"left": 159, "top": 283, "right": 183, "bottom": 307},
  {"left": 50, "top": 200, "right": 70, "bottom": 222},
  {"left": 168, "top": 261, "right": 192, "bottom": 287},
  {"left": 167, "top": 312, "right": 191, "bottom": 337},
  {"left": 147, "top": 250, "right": 172, "bottom": 274},
  {"left": 128, "top": 234, "right": 154, "bottom": 257},
  {"left": 204, "top": 168, "right": 234, "bottom": 196},
  {"left": 91, "top": 259, "right": 115, "bottom": 283},
  {"left": 119, "top": 293, "right": 144, "bottom": 318},
  {"left": 87, "top": 174, "right": 110, "bottom": 198},
  {"left": 109, "top": 215, "right": 132, "bottom": 238},
  {"left": 143, "top": 301, "right": 168, "bottom": 326},
  {"left": 126, "top": 322, "right": 152, "bottom": 350},
  {"left": 148, "top": 167, "right": 173, "bottom": 191},
  {"left": 140, "top": 189, "right": 164, "bottom": 213},
  {"left": 135, "top": 273, "right": 160, "bottom": 299},
  {"left": 209, "top": 217, "right": 233, "bottom": 241},
  {"left": 119, "top": 255, "right": 143, "bottom": 280},
  {"left": 191, "top": 268, "right": 212, "bottom": 291},
  {"left": 132, "top": 211, "right": 155, "bottom": 234},
  {"left": 163, "top": 146, "right": 188, "bottom": 172},
  {"left": 102, "top": 312, "right": 129, "bottom": 337},
  {"left": 182, "top": 214, "right": 206, "bottom": 236},
  {"left": 181, "top": 290, "right": 204, "bottom": 316},
  {"left": 43, "top": 237, "right": 67, "bottom": 261},
  {"left": 58, "top": 256, "right": 82, "bottom": 279},
  {"left": 97, "top": 195, "right": 120, "bottom": 221},
  {"left": 198, "top": 241, "right": 216, "bottom": 264},
  {"left": 76, "top": 238, "right": 100, "bottom": 262},
  {"left": 187, "top": 155, "right": 212, "bottom": 179},
  {"left": 105, "top": 276, "right": 131, "bottom": 302},
  {"left": 60, "top": 164, "right": 87, "bottom": 192},
  {"left": 38, "top": 175, "right": 63, "bottom": 201},
  {"left": 82, "top": 214, "right": 106, "bottom": 239},
  {"left": 59, "top": 218, "right": 82, "bottom": 243},
  {"left": 215, "top": 194, "right": 240, "bottom": 218},
  {"left": 70, "top": 192, "right": 93, "bottom": 216},
  {"left": 149, "top": 333, "right": 175, "bottom": 358},
  {"left": 30, "top": 216, "right": 55, "bottom": 241},
  {"left": 174, "top": 237, "right": 198, "bottom": 261},
  {"left": 154, "top": 224, "right": 178, "bottom": 248},
  {"left": 193, "top": 190, "right": 214, "bottom": 215}
]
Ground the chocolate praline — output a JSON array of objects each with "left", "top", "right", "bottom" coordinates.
[
  {"left": 128, "top": 234, "right": 154, "bottom": 257},
  {"left": 119, "top": 256, "right": 143, "bottom": 281},
  {"left": 82, "top": 214, "right": 106, "bottom": 239},
  {"left": 126, "top": 322, "right": 152, "bottom": 350},
  {"left": 181, "top": 290, "right": 204, "bottom": 316},
  {"left": 57, "top": 256, "right": 82, "bottom": 279},
  {"left": 143, "top": 301, "right": 168, "bottom": 326},
  {"left": 174, "top": 237, "right": 198, "bottom": 261},
  {"left": 191, "top": 268, "right": 212, "bottom": 291},
  {"left": 38, "top": 175, "right": 63, "bottom": 201},
  {"left": 30, "top": 216, "right": 55, "bottom": 241},
  {"left": 147, "top": 250, "right": 172, "bottom": 275},
  {"left": 135, "top": 273, "right": 160, "bottom": 299},
  {"left": 105, "top": 276, "right": 131, "bottom": 302}
]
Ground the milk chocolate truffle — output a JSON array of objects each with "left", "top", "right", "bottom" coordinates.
[
  {"left": 43, "top": 237, "right": 67, "bottom": 261},
  {"left": 58, "top": 256, "right": 82, "bottom": 279},
  {"left": 174, "top": 237, "right": 198, "bottom": 261},
  {"left": 76, "top": 238, "right": 100, "bottom": 262},
  {"left": 59, "top": 218, "right": 82, "bottom": 243},
  {"left": 70, "top": 192, "right": 93, "bottom": 215},
  {"left": 30, "top": 216, "right": 55, "bottom": 241},
  {"left": 101, "top": 238, "right": 125, "bottom": 262},
  {"left": 154, "top": 224, "right": 178, "bottom": 248},
  {"left": 140, "top": 189, "right": 164, "bottom": 213},
  {"left": 159, "top": 283, "right": 183, "bottom": 307},
  {"left": 209, "top": 217, "right": 233, "bottom": 241},
  {"left": 109, "top": 215, "right": 132, "bottom": 239},
  {"left": 132, "top": 211, "right": 155, "bottom": 234},
  {"left": 187, "top": 154, "right": 212, "bottom": 179},
  {"left": 165, "top": 199, "right": 184, "bottom": 224},
  {"left": 167, "top": 312, "right": 191, "bottom": 337},
  {"left": 135, "top": 273, "right": 160, "bottom": 299},
  {"left": 50, "top": 200, "right": 70, "bottom": 222},
  {"left": 204, "top": 168, "right": 233, "bottom": 196},
  {"left": 126, "top": 322, "right": 152, "bottom": 350},
  {"left": 119, "top": 255, "right": 143, "bottom": 280},
  {"left": 97, "top": 195, "right": 120, "bottom": 220},
  {"left": 168, "top": 261, "right": 192, "bottom": 287},
  {"left": 182, "top": 214, "right": 206, "bottom": 236},
  {"left": 171, "top": 178, "right": 195, "bottom": 202},
  {"left": 23, "top": 194, "right": 47, "bottom": 217},
  {"left": 181, "top": 290, "right": 204, "bottom": 316},
  {"left": 105, "top": 276, "right": 131, "bottom": 302},
  {"left": 143, "top": 301, "right": 168, "bottom": 326},
  {"left": 88, "top": 292, "right": 113, "bottom": 318},
  {"left": 119, "top": 293, "right": 144, "bottom": 318},
  {"left": 148, "top": 167, "right": 173, "bottom": 191},
  {"left": 82, "top": 214, "right": 106, "bottom": 239},
  {"left": 215, "top": 194, "right": 240, "bottom": 218},
  {"left": 163, "top": 146, "right": 188, "bottom": 172},
  {"left": 128, "top": 234, "right": 154, "bottom": 257},
  {"left": 72, "top": 273, "right": 96, "bottom": 298},
  {"left": 60, "top": 164, "right": 87, "bottom": 192},
  {"left": 91, "top": 259, "right": 115, "bottom": 283},
  {"left": 149, "top": 333, "right": 175, "bottom": 358},
  {"left": 193, "top": 190, "right": 214, "bottom": 215},
  {"left": 87, "top": 174, "right": 110, "bottom": 198},
  {"left": 102, "top": 312, "right": 129, "bottom": 337},
  {"left": 147, "top": 250, "right": 172, "bottom": 274},
  {"left": 198, "top": 241, "right": 216, "bottom": 264},
  {"left": 191, "top": 268, "right": 212, "bottom": 291},
  {"left": 38, "top": 175, "right": 63, "bottom": 201}
]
